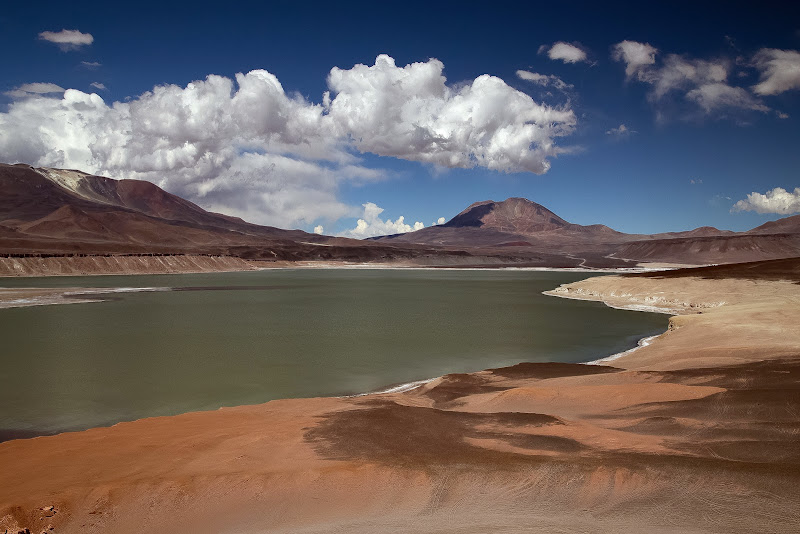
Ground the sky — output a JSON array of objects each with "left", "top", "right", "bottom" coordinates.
[{"left": 1, "top": 0, "right": 799, "bottom": 236}]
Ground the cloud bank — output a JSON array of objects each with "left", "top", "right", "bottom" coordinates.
[
  {"left": 338, "top": 203, "right": 424, "bottom": 238},
  {"left": 0, "top": 55, "right": 575, "bottom": 228},
  {"left": 38, "top": 29, "right": 94, "bottom": 50},
  {"left": 732, "top": 187, "right": 800, "bottom": 215}
]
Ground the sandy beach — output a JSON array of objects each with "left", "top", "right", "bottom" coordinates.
[{"left": 2, "top": 261, "right": 799, "bottom": 533}]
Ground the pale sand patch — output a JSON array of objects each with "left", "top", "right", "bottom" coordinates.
[
  {"left": 0, "top": 287, "right": 168, "bottom": 309},
  {"left": 545, "top": 275, "right": 800, "bottom": 370},
  {"left": 635, "top": 262, "right": 703, "bottom": 269}
]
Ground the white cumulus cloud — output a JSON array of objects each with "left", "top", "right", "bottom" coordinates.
[
  {"left": 612, "top": 41, "right": 658, "bottom": 79},
  {"left": 313, "top": 225, "right": 324, "bottom": 235},
  {"left": 541, "top": 42, "right": 588, "bottom": 64},
  {"left": 38, "top": 29, "right": 94, "bottom": 50},
  {"left": 732, "top": 187, "right": 800, "bottom": 215},
  {"left": 327, "top": 55, "right": 574, "bottom": 174},
  {"left": 339, "top": 202, "right": 424, "bottom": 238},
  {"left": 0, "top": 55, "right": 576, "bottom": 228},
  {"left": 90, "top": 82, "right": 106, "bottom": 91},
  {"left": 751, "top": 48, "right": 800, "bottom": 95}
]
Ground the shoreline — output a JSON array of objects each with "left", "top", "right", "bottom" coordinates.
[
  {"left": 278, "top": 261, "right": 684, "bottom": 273},
  {"left": 0, "top": 266, "right": 773, "bottom": 427},
  {"left": 585, "top": 334, "right": 659, "bottom": 365},
  {"left": 355, "top": 265, "right": 800, "bottom": 393},
  {"left": 2, "top": 265, "right": 799, "bottom": 533},
  {"left": 0, "top": 269, "right": 713, "bottom": 437},
  {"left": 0, "top": 263, "right": 684, "bottom": 311},
  {"left": 542, "top": 287, "right": 680, "bottom": 314},
  {"left": 343, "top": 328, "right": 664, "bottom": 399},
  {"left": 0, "top": 269, "right": 669, "bottom": 435},
  {"left": 0, "top": 253, "right": 695, "bottom": 279}
]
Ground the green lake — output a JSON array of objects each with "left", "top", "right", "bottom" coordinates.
[{"left": 0, "top": 268, "right": 667, "bottom": 437}]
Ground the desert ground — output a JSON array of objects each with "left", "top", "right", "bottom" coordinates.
[{"left": 1, "top": 260, "right": 799, "bottom": 534}]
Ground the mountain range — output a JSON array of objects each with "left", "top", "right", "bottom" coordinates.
[
  {"left": 374, "top": 197, "right": 800, "bottom": 265},
  {"left": 0, "top": 163, "right": 439, "bottom": 264},
  {"left": 2, "top": 163, "right": 799, "bottom": 269}
]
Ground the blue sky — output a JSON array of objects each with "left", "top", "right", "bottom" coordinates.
[{"left": 1, "top": 0, "right": 799, "bottom": 235}]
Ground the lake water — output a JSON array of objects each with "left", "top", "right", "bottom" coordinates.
[{"left": 0, "top": 268, "right": 667, "bottom": 436}]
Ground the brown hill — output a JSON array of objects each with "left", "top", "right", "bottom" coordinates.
[
  {"left": 0, "top": 164, "right": 309, "bottom": 241},
  {"left": 747, "top": 214, "right": 800, "bottom": 235},
  {"left": 382, "top": 198, "right": 629, "bottom": 250},
  {"left": 0, "top": 164, "right": 395, "bottom": 261},
  {"left": 377, "top": 197, "right": 800, "bottom": 265},
  {"left": 444, "top": 197, "right": 627, "bottom": 240},
  {"left": 443, "top": 198, "right": 570, "bottom": 233}
]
